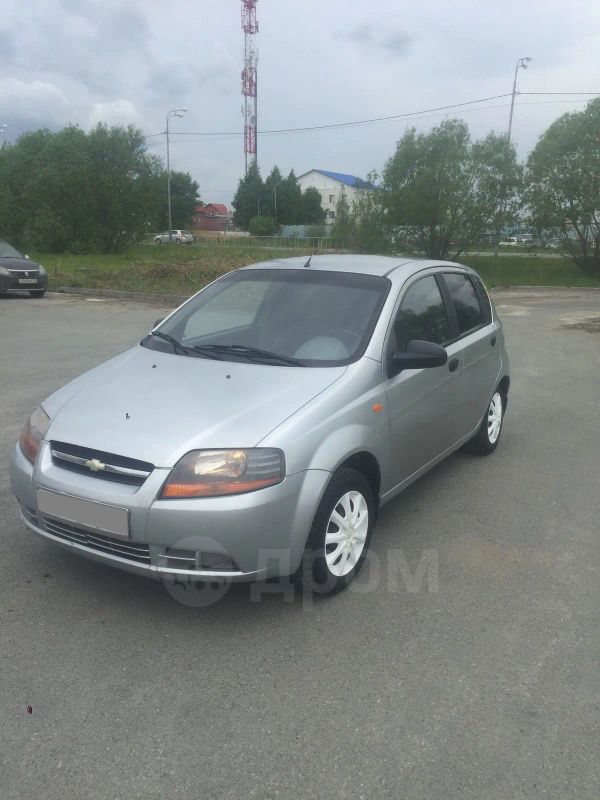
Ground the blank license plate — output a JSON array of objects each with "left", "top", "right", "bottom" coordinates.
[
  {"left": 19, "top": 278, "right": 37, "bottom": 284},
  {"left": 37, "top": 489, "right": 129, "bottom": 539}
]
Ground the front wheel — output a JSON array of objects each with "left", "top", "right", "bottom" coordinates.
[
  {"left": 294, "top": 468, "right": 375, "bottom": 595},
  {"left": 154, "top": 238, "right": 162, "bottom": 245},
  {"left": 463, "top": 390, "right": 504, "bottom": 455}
]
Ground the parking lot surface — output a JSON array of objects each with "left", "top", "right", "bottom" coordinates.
[{"left": 1, "top": 289, "right": 599, "bottom": 800}]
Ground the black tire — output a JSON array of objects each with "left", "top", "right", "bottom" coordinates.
[
  {"left": 154, "top": 238, "right": 161, "bottom": 245},
  {"left": 462, "top": 388, "right": 506, "bottom": 455},
  {"left": 294, "top": 468, "right": 375, "bottom": 595},
  {"left": 29, "top": 290, "right": 46, "bottom": 298}
]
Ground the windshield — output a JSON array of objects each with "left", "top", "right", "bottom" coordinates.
[
  {"left": 143, "top": 268, "right": 391, "bottom": 366},
  {"left": 0, "top": 240, "right": 23, "bottom": 258}
]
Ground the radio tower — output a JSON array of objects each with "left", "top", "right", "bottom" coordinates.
[{"left": 241, "top": 0, "right": 258, "bottom": 173}]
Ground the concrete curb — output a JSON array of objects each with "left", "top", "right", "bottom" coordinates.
[
  {"left": 490, "top": 285, "right": 600, "bottom": 293},
  {"left": 53, "top": 286, "right": 189, "bottom": 304}
]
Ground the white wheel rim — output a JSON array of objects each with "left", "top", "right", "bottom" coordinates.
[
  {"left": 324, "top": 491, "right": 369, "bottom": 577},
  {"left": 487, "top": 392, "right": 503, "bottom": 444}
]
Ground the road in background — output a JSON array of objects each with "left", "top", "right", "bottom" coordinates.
[{"left": 1, "top": 291, "right": 599, "bottom": 800}]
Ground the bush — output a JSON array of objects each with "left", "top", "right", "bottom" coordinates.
[{"left": 248, "top": 215, "right": 277, "bottom": 236}]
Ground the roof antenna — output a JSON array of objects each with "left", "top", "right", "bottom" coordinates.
[{"left": 304, "top": 247, "right": 318, "bottom": 268}]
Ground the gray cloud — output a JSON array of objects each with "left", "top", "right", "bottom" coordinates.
[
  {"left": 335, "top": 25, "right": 372, "bottom": 43},
  {"left": 0, "top": 0, "right": 599, "bottom": 204},
  {"left": 381, "top": 30, "right": 413, "bottom": 55}
]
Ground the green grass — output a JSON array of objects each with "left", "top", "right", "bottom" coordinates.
[
  {"left": 35, "top": 243, "right": 315, "bottom": 295},
  {"left": 32, "top": 244, "right": 600, "bottom": 295},
  {"left": 462, "top": 255, "right": 600, "bottom": 288}
]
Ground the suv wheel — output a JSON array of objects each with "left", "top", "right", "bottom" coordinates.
[{"left": 295, "top": 468, "right": 375, "bottom": 595}]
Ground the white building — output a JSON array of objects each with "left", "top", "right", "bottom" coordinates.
[{"left": 297, "top": 169, "right": 376, "bottom": 223}]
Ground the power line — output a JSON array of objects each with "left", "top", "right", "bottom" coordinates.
[{"left": 143, "top": 91, "right": 599, "bottom": 141}]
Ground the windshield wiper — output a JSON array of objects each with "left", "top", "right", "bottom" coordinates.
[
  {"left": 149, "top": 331, "right": 224, "bottom": 360},
  {"left": 190, "top": 344, "right": 303, "bottom": 367}
]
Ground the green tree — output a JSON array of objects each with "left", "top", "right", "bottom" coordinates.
[
  {"left": 278, "top": 170, "right": 303, "bottom": 225},
  {"left": 332, "top": 191, "right": 352, "bottom": 243},
  {"left": 349, "top": 174, "right": 390, "bottom": 253},
  {"left": 248, "top": 215, "right": 277, "bottom": 236},
  {"left": 0, "top": 123, "right": 196, "bottom": 253},
  {"left": 526, "top": 98, "right": 600, "bottom": 273},
  {"left": 382, "top": 120, "right": 523, "bottom": 258},
  {"left": 301, "top": 186, "right": 326, "bottom": 224},
  {"left": 262, "top": 166, "right": 283, "bottom": 222},
  {"left": 471, "top": 132, "right": 523, "bottom": 256},
  {"left": 160, "top": 171, "right": 199, "bottom": 230},
  {"left": 232, "top": 163, "right": 264, "bottom": 229}
]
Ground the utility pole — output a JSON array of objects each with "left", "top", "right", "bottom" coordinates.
[
  {"left": 508, "top": 57, "right": 532, "bottom": 142},
  {"left": 241, "top": 1, "right": 259, "bottom": 173},
  {"left": 166, "top": 108, "right": 188, "bottom": 241}
]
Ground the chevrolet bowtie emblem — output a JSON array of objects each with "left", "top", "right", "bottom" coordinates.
[{"left": 85, "top": 458, "right": 106, "bottom": 472}]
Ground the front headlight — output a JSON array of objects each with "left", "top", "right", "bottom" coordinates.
[
  {"left": 19, "top": 406, "right": 51, "bottom": 464},
  {"left": 0, "top": 266, "right": 9, "bottom": 276},
  {"left": 38, "top": 264, "right": 47, "bottom": 275},
  {"left": 160, "top": 449, "right": 285, "bottom": 498}
]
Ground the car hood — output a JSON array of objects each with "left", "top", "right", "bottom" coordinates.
[
  {"left": 44, "top": 345, "right": 346, "bottom": 467},
  {"left": 0, "top": 257, "right": 41, "bottom": 271}
]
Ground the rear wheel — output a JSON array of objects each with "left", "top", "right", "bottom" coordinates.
[
  {"left": 29, "top": 289, "right": 46, "bottom": 298},
  {"left": 294, "top": 468, "right": 375, "bottom": 595},
  {"left": 463, "top": 390, "right": 504, "bottom": 455}
]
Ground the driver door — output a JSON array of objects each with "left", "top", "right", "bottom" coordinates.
[{"left": 382, "top": 272, "right": 464, "bottom": 493}]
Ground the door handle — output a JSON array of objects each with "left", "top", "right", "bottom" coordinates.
[
  {"left": 490, "top": 335, "right": 497, "bottom": 346},
  {"left": 448, "top": 358, "right": 459, "bottom": 372}
]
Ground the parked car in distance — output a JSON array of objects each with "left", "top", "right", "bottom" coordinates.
[
  {"left": 499, "top": 237, "right": 520, "bottom": 247},
  {"left": 0, "top": 240, "right": 48, "bottom": 297},
  {"left": 10, "top": 255, "right": 510, "bottom": 595},
  {"left": 154, "top": 230, "right": 193, "bottom": 245}
]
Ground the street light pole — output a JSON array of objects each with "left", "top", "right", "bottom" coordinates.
[
  {"left": 166, "top": 108, "right": 188, "bottom": 242},
  {"left": 508, "top": 57, "right": 532, "bottom": 142}
]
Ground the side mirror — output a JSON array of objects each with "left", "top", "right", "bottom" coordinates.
[
  {"left": 153, "top": 318, "right": 164, "bottom": 328},
  {"left": 390, "top": 340, "right": 447, "bottom": 376}
]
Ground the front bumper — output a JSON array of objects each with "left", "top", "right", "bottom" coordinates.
[
  {"left": 0, "top": 273, "right": 48, "bottom": 293},
  {"left": 10, "top": 442, "right": 329, "bottom": 582}
]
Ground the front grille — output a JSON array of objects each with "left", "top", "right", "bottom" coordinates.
[
  {"left": 36, "top": 513, "right": 151, "bottom": 564},
  {"left": 50, "top": 441, "right": 154, "bottom": 486},
  {"left": 8, "top": 268, "right": 39, "bottom": 276}
]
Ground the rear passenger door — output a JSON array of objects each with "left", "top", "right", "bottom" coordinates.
[{"left": 439, "top": 271, "right": 502, "bottom": 438}]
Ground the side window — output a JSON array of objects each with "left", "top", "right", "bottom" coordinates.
[
  {"left": 393, "top": 275, "right": 450, "bottom": 352},
  {"left": 443, "top": 273, "right": 485, "bottom": 334},
  {"left": 470, "top": 274, "right": 493, "bottom": 323}
]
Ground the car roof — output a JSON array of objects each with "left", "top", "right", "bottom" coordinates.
[{"left": 237, "top": 254, "right": 473, "bottom": 280}]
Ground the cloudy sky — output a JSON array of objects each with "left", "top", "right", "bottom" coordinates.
[{"left": 2, "top": 0, "right": 599, "bottom": 204}]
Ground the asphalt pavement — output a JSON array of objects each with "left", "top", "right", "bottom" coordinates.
[{"left": 1, "top": 289, "right": 599, "bottom": 800}]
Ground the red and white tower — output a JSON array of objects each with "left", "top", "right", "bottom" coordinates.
[{"left": 241, "top": 0, "right": 258, "bottom": 173}]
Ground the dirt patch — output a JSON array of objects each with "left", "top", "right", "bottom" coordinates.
[{"left": 561, "top": 315, "right": 600, "bottom": 334}]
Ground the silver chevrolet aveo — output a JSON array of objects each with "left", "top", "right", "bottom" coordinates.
[{"left": 10, "top": 256, "right": 510, "bottom": 595}]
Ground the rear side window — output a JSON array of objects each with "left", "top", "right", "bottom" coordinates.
[
  {"left": 443, "top": 273, "right": 485, "bottom": 334},
  {"left": 393, "top": 275, "right": 450, "bottom": 351}
]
